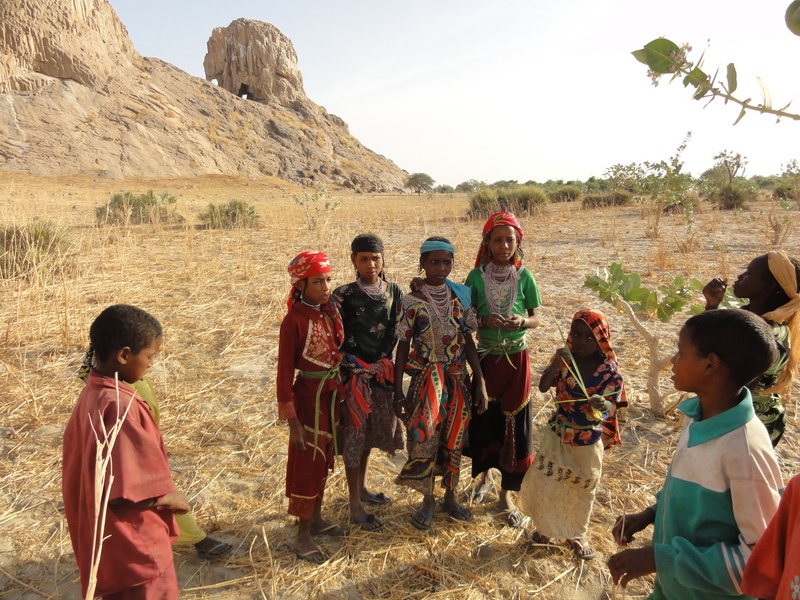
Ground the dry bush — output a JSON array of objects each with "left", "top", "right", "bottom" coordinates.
[{"left": 0, "top": 175, "right": 797, "bottom": 600}]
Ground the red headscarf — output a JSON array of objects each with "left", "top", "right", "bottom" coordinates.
[
  {"left": 568, "top": 309, "right": 628, "bottom": 448},
  {"left": 286, "top": 251, "right": 344, "bottom": 344},
  {"left": 474, "top": 211, "right": 524, "bottom": 267},
  {"left": 288, "top": 251, "right": 332, "bottom": 285}
]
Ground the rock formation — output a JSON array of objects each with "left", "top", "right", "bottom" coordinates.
[
  {"left": 204, "top": 19, "right": 304, "bottom": 106},
  {"left": 0, "top": 1, "right": 407, "bottom": 190}
]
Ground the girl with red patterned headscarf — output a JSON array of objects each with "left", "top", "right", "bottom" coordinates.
[
  {"left": 517, "top": 309, "right": 626, "bottom": 561},
  {"left": 462, "top": 212, "right": 542, "bottom": 529},
  {"left": 277, "top": 251, "right": 345, "bottom": 564}
]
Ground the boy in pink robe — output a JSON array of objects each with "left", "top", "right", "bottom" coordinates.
[{"left": 62, "top": 305, "right": 190, "bottom": 599}]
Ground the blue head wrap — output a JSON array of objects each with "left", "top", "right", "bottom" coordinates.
[
  {"left": 418, "top": 239, "right": 472, "bottom": 309},
  {"left": 420, "top": 240, "right": 456, "bottom": 255}
]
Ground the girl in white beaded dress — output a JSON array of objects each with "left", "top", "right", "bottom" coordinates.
[
  {"left": 463, "top": 212, "right": 542, "bottom": 529},
  {"left": 394, "top": 237, "right": 488, "bottom": 531}
]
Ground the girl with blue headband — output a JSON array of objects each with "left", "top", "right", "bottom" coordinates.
[{"left": 393, "top": 236, "right": 488, "bottom": 530}]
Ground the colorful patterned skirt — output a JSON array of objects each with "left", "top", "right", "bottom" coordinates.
[{"left": 396, "top": 359, "right": 471, "bottom": 494}]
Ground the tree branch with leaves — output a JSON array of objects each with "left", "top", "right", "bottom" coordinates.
[{"left": 632, "top": 2, "right": 800, "bottom": 124}]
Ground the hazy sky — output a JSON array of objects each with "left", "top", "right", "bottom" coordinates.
[{"left": 110, "top": 0, "right": 799, "bottom": 186}]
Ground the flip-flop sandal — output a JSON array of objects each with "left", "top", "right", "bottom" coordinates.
[
  {"left": 471, "top": 482, "right": 495, "bottom": 504},
  {"left": 441, "top": 501, "right": 473, "bottom": 522},
  {"left": 364, "top": 492, "right": 394, "bottom": 505},
  {"left": 195, "top": 538, "right": 234, "bottom": 560},
  {"left": 410, "top": 508, "right": 433, "bottom": 531},
  {"left": 501, "top": 509, "right": 523, "bottom": 529},
  {"left": 352, "top": 513, "right": 385, "bottom": 532},
  {"left": 310, "top": 523, "right": 346, "bottom": 537},
  {"left": 567, "top": 538, "right": 595, "bottom": 561},
  {"left": 287, "top": 541, "right": 328, "bottom": 565}
]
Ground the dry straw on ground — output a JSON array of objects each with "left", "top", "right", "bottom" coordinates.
[{"left": 0, "top": 173, "right": 798, "bottom": 599}]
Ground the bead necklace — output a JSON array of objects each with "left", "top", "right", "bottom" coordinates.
[
  {"left": 483, "top": 262, "right": 519, "bottom": 316},
  {"left": 356, "top": 277, "right": 386, "bottom": 301},
  {"left": 421, "top": 282, "right": 453, "bottom": 324},
  {"left": 301, "top": 298, "right": 321, "bottom": 310}
]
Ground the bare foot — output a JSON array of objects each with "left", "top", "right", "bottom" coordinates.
[{"left": 309, "top": 518, "right": 345, "bottom": 537}]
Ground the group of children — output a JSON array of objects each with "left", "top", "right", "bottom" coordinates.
[{"left": 61, "top": 213, "right": 800, "bottom": 599}]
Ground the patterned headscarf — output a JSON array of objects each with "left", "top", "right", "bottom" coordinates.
[
  {"left": 567, "top": 309, "right": 617, "bottom": 362},
  {"left": 287, "top": 250, "right": 332, "bottom": 310},
  {"left": 474, "top": 212, "right": 524, "bottom": 267},
  {"left": 761, "top": 250, "right": 800, "bottom": 399},
  {"left": 287, "top": 251, "right": 344, "bottom": 343},
  {"left": 288, "top": 251, "right": 331, "bottom": 285}
]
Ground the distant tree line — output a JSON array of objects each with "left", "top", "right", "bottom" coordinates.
[{"left": 408, "top": 148, "right": 800, "bottom": 219}]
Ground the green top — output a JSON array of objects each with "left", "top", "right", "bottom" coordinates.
[
  {"left": 132, "top": 378, "right": 160, "bottom": 425},
  {"left": 464, "top": 265, "right": 542, "bottom": 352}
]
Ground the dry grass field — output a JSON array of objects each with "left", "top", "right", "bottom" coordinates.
[{"left": 0, "top": 172, "right": 798, "bottom": 599}]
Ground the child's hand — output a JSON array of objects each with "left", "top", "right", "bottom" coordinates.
[
  {"left": 288, "top": 418, "right": 307, "bottom": 451},
  {"left": 552, "top": 347, "right": 571, "bottom": 366},
  {"left": 157, "top": 491, "right": 190, "bottom": 514},
  {"left": 502, "top": 314, "right": 526, "bottom": 332},
  {"left": 474, "top": 381, "right": 489, "bottom": 414},
  {"left": 393, "top": 390, "right": 406, "bottom": 419},
  {"left": 702, "top": 277, "right": 727, "bottom": 309},
  {"left": 409, "top": 277, "right": 424, "bottom": 293},
  {"left": 607, "top": 547, "right": 656, "bottom": 587},
  {"left": 611, "top": 509, "right": 655, "bottom": 545},
  {"left": 483, "top": 313, "right": 506, "bottom": 329},
  {"left": 588, "top": 394, "right": 607, "bottom": 411}
]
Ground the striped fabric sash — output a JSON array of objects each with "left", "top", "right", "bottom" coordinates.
[{"left": 341, "top": 355, "right": 394, "bottom": 430}]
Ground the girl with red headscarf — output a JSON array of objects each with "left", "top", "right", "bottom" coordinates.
[
  {"left": 462, "top": 212, "right": 542, "bottom": 529},
  {"left": 277, "top": 251, "right": 345, "bottom": 564},
  {"left": 517, "top": 309, "right": 626, "bottom": 560}
]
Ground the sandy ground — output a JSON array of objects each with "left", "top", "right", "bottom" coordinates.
[{"left": 0, "top": 172, "right": 798, "bottom": 599}]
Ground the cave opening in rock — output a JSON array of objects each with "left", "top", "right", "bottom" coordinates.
[{"left": 237, "top": 83, "right": 251, "bottom": 99}]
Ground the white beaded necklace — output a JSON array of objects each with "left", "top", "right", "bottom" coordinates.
[
  {"left": 483, "top": 262, "right": 519, "bottom": 316},
  {"left": 356, "top": 277, "right": 386, "bottom": 301},
  {"left": 421, "top": 282, "right": 453, "bottom": 324}
]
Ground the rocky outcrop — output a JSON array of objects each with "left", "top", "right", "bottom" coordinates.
[
  {"left": 0, "top": 0, "right": 136, "bottom": 92},
  {"left": 204, "top": 19, "right": 304, "bottom": 106},
  {"left": 0, "top": 2, "right": 407, "bottom": 191}
]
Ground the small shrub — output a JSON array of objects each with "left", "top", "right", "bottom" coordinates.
[
  {"left": 503, "top": 185, "right": 548, "bottom": 215},
  {"left": 582, "top": 190, "right": 632, "bottom": 208},
  {"left": 547, "top": 185, "right": 582, "bottom": 203},
  {"left": 710, "top": 183, "right": 754, "bottom": 210},
  {"left": 293, "top": 188, "right": 340, "bottom": 230},
  {"left": 468, "top": 187, "right": 500, "bottom": 218},
  {"left": 96, "top": 190, "right": 185, "bottom": 226},
  {"left": 199, "top": 200, "right": 260, "bottom": 229},
  {"left": 773, "top": 184, "right": 799, "bottom": 202},
  {"left": 0, "top": 221, "right": 74, "bottom": 281}
]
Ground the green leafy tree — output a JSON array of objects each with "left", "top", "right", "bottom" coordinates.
[
  {"left": 713, "top": 150, "right": 747, "bottom": 184},
  {"left": 455, "top": 179, "right": 482, "bottom": 193},
  {"left": 405, "top": 173, "right": 435, "bottom": 195}
]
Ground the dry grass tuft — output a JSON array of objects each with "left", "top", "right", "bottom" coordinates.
[{"left": 0, "top": 174, "right": 797, "bottom": 599}]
